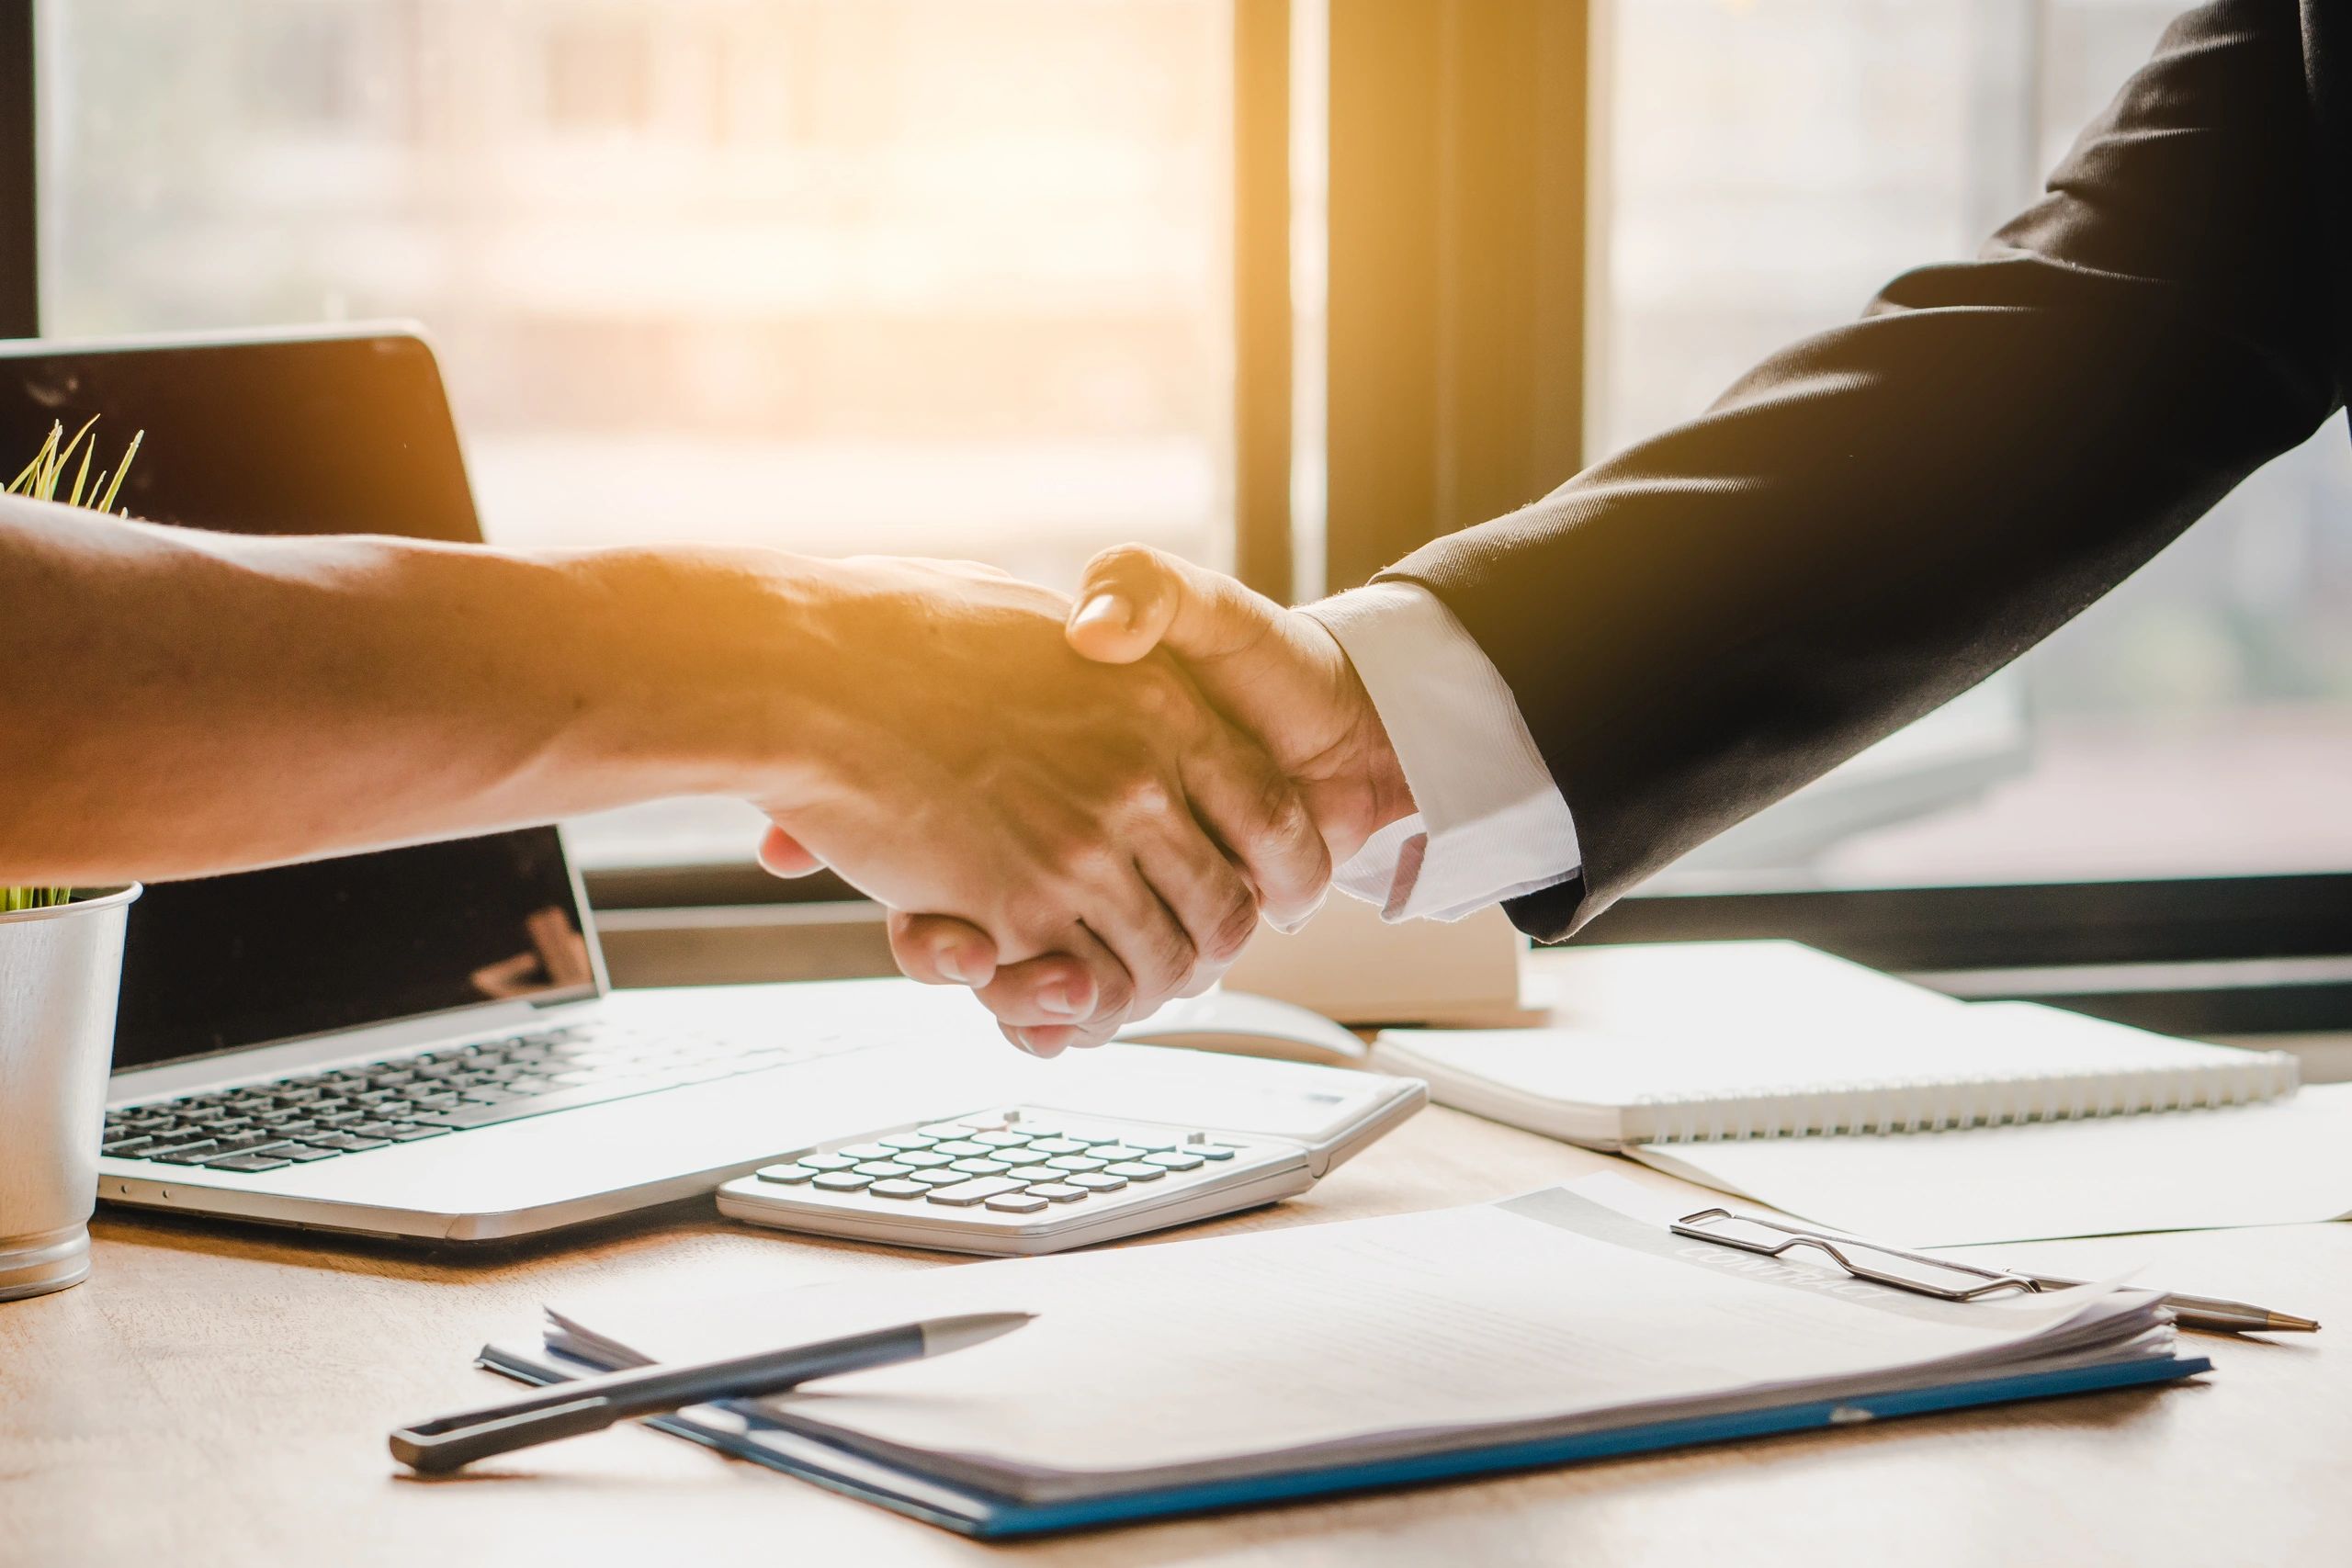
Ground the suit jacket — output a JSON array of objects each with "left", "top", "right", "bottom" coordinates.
[{"left": 1385, "top": 0, "right": 2350, "bottom": 942}]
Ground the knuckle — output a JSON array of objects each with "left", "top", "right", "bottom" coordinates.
[
  {"left": 1091, "top": 964, "right": 1136, "bottom": 1020},
  {"left": 1122, "top": 773, "right": 1174, "bottom": 818},
  {"left": 1148, "top": 919, "right": 1197, "bottom": 985},
  {"left": 1085, "top": 542, "right": 1160, "bottom": 583},
  {"left": 1127, "top": 675, "right": 1179, "bottom": 723},
  {"left": 1208, "top": 890, "right": 1261, "bottom": 964}
]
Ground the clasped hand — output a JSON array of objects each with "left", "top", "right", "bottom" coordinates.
[{"left": 761, "top": 551, "right": 1406, "bottom": 1055}]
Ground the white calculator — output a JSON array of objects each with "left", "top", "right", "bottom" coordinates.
[{"left": 717, "top": 1074, "right": 1423, "bottom": 1256}]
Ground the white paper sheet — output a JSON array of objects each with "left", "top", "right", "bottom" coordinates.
[
  {"left": 1633, "top": 1082, "right": 2352, "bottom": 1246},
  {"left": 549, "top": 1179, "right": 2161, "bottom": 1498}
]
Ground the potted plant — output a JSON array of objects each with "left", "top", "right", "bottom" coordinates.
[{"left": 0, "top": 419, "right": 144, "bottom": 1301}]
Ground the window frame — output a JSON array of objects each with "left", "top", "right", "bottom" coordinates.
[{"left": 6, "top": 0, "right": 2344, "bottom": 1031}]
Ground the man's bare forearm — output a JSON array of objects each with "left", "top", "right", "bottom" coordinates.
[{"left": 0, "top": 494, "right": 809, "bottom": 884}]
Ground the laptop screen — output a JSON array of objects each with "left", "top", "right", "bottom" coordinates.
[{"left": 0, "top": 331, "right": 596, "bottom": 1070}]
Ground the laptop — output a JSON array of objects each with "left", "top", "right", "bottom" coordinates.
[{"left": 10, "top": 325, "right": 1414, "bottom": 1241}]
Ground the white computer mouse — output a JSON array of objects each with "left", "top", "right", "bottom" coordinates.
[{"left": 1114, "top": 988, "right": 1366, "bottom": 1066}]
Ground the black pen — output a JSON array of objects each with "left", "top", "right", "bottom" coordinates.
[{"left": 390, "top": 1310, "right": 1034, "bottom": 1473}]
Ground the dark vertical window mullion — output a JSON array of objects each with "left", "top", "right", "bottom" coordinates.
[
  {"left": 1323, "top": 0, "right": 1588, "bottom": 591},
  {"left": 1233, "top": 0, "right": 1293, "bottom": 601},
  {"left": 0, "top": 0, "right": 36, "bottom": 338}
]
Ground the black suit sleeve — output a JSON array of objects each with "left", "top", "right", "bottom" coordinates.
[{"left": 1384, "top": 0, "right": 2345, "bottom": 940}]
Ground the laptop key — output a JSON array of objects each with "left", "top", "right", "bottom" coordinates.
[
  {"left": 151, "top": 1142, "right": 226, "bottom": 1165},
  {"left": 300, "top": 1133, "right": 390, "bottom": 1152},
  {"left": 100, "top": 1135, "right": 157, "bottom": 1156},
  {"left": 277, "top": 1145, "right": 343, "bottom": 1163},
  {"left": 203, "top": 1153, "right": 294, "bottom": 1173},
  {"left": 381, "top": 1124, "right": 451, "bottom": 1142},
  {"left": 406, "top": 1077, "right": 696, "bottom": 1131},
  {"left": 208, "top": 1133, "right": 288, "bottom": 1153}
]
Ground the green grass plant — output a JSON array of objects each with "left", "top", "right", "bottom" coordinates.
[{"left": 5, "top": 417, "right": 144, "bottom": 910}]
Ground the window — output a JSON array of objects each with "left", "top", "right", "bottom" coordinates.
[
  {"left": 1593, "top": 0, "right": 2352, "bottom": 891},
  {"left": 36, "top": 0, "right": 1236, "bottom": 867}
]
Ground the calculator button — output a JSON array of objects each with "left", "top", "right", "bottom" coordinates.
[
  {"left": 924, "top": 1177, "right": 1024, "bottom": 1207},
  {"left": 869, "top": 1179, "right": 930, "bottom": 1200},
  {"left": 1194, "top": 1144, "right": 1239, "bottom": 1160},
  {"left": 1145, "top": 1151, "right": 1206, "bottom": 1170},
  {"left": 909, "top": 1169, "right": 966, "bottom": 1187},
  {"left": 1046, "top": 1155, "right": 1107, "bottom": 1173},
  {"left": 929, "top": 1140, "right": 993, "bottom": 1158},
  {"left": 1026, "top": 1183, "right": 1088, "bottom": 1202},
  {"left": 853, "top": 1161, "right": 914, "bottom": 1179},
  {"left": 1069, "top": 1172, "right": 1128, "bottom": 1192},
  {"left": 896, "top": 1151, "right": 955, "bottom": 1169},
  {"left": 1006, "top": 1166, "right": 1064, "bottom": 1184},
  {"left": 812, "top": 1172, "right": 873, "bottom": 1191},
  {"left": 1119, "top": 1135, "right": 1182, "bottom": 1152},
  {"left": 1004, "top": 1119, "right": 1057, "bottom": 1138},
  {"left": 879, "top": 1134, "right": 939, "bottom": 1151},
  {"left": 918, "top": 1122, "right": 978, "bottom": 1139},
  {"left": 971, "top": 1130, "right": 1032, "bottom": 1148},
  {"left": 1023, "top": 1138, "right": 1088, "bottom": 1156},
  {"left": 836, "top": 1143, "right": 899, "bottom": 1161},
  {"left": 984, "top": 1193, "right": 1051, "bottom": 1214},
  {"left": 1104, "top": 1162, "right": 1166, "bottom": 1181},
  {"left": 948, "top": 1157, "right": 1012, "bottom": 1176},
  {"left": 755, "top": 1163, "right": 819, "bottom": 1184},
  {"left": 798, "top": 1153, "right": 857, "bottom": 1171},
  {"left": 1059, "top": 1130, "right": 1121, "bottom": 1146},
  {"left": 1091, "top": 1145, "right": 1148, "bottom": 1163}
]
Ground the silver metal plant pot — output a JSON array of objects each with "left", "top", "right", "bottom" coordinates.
[{"left": 0, "top": 885, "right": 140, "bottom": 1301}]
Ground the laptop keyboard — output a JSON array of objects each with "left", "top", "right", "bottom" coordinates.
[{"left": 100, "top": 1022, "right": 826, "bottom": 1175}]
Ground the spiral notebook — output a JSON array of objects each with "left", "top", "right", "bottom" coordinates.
[{"left": 1368, "top": 942, "right": 2297, "bottom": 1150}]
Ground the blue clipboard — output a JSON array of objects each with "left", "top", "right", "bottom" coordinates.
[{"left": 477, "top": 1340, "right": 2211, "bottom": 1540}]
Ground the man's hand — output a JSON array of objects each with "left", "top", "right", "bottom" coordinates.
[
  {"left": 748, "top": 555, "right": 1330, "bottom": 1048},
  {"left": 879, "top": 547, "right": 1414, "bottom": 1052}
]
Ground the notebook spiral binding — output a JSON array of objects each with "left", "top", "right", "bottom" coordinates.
[{"left": 1630, "top": 1052, "right": 2301, "bottom": 1145}]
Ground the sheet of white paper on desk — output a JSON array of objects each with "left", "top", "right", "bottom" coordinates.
[
  {"left": 544, "top": 1182, "right": 2168, "bottom": 1503},
  {"left": 1630, "top": 1081, "right": 2352, "bottom": 1247}
]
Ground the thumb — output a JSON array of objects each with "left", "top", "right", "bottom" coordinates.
[{"left": 1065, "top": 544, "right": 1277, "bottom": 666}]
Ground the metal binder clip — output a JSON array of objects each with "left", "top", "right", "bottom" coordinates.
[{"left": 1670, "top": 1208, "right": 2041, "bottom": 1303}]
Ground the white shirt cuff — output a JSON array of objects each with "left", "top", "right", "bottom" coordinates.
[{"left": 1301, "top": 582, "right": 1582, "bottom": 922}]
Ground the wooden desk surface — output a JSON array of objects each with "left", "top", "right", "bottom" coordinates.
[{"left": 3, "top": 1103, "right": 2344, "bottom": 1566}]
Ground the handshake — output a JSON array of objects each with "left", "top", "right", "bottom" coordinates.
[{"left": 741, "top": 546, "right": 1417, "bottom": 1056}]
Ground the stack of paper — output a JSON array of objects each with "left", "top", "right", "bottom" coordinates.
[
  {"left": 1633, "top": 1082, "right": 2352, "bottom": 1246},
  {"left": 486, "top": 1179, "right": 2203, "bottom": 1535}
]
